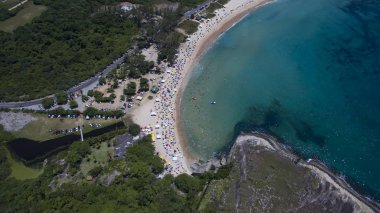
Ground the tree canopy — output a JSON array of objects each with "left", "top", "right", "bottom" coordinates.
[
  {"left": 0, "top": 0, "right": 138, "bottom": 101},
  {"left": 0, "top": 135, "right": 208, "bottom": 212},
  {"left": 69, "top": 100, "right": 78, "bottom": 109},
  {"left": 42, "top": 97, "right": 54, "bottom": 109},
  {"left": 55, "top": 92, "right": 68, "bottom": 105}
]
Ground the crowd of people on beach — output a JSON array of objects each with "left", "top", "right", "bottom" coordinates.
[{"left": 143, "top": 0, "right": 264, "bottom": 176}]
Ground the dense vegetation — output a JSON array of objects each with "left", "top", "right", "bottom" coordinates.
[
  {"left": 0, "top": 132, "right": 230, "bottom": 212},
  {"left": 0, "top": 0, "right": 138, "bottom": 101},
  {"left": 0, "top": 112, "right": 235, "bottom": 212},
  {"left": 0, "top": 0, "right": 232, "bottom": 102},
  {"left": 55, "top": 92, "right": 68, "bottom": 105},
  {"left": 69, "top": 100, "right": 78, "bottom": 109},
  {"left": 0, "top": 6, "right": 22, "bottom": 21},
  {"left": 0, "top": 146, "right": 11, "bottom": 181},
  {"left": 180, "top": 20, "right": 200, "bottom": 34},
  {"left": 48, "top": 107, "right": 80, "bottom": 117},
  {"left": 124, "top": 82, "right": 137, "bottom": 96},
  {"left": 0, "top": 0, "right": 219, "bottom": 102},
  {"left": 205, "top": 2, "right": 224, "bottom": 18},
  {"left": 125, "top": 53, "right": 155, "bottom": 78},
  {"left": 139, "top": 78, "right": 150, "bottom": 92},
  {"left": 41, "top": 97, "right": 54, "bottom": 109}
]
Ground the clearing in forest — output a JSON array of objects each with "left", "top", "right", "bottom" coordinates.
[{"left": 0, "top": 1, "right": 47, "bottom": 32}]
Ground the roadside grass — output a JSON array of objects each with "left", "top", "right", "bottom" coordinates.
[
  {"left": 5, "top": 147, "right": 42, "bottom": 180},
  {"left": 0, "top": 1, "right": 47, "bottom": 32},
  {"left": 179, "top": 20, "right": 199, "bottom": 35},
  {"left": 80, "top": 141, "right": 113, "bottom": 176},
  {"left": 81, "top": 118, "right": 119, "bottom": 134},
  {"left": 12, "top": 114, "right": 118, "bottom": 141}
]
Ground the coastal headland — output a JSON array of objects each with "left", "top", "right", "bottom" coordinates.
[{"left": 197, "top": 133, "right": 380, "bottom": 212}]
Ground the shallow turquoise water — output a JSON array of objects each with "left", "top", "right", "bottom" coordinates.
[{"left": 181, "top": 0, "right": 380, "bottom": 200}]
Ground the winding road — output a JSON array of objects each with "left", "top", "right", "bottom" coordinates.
[
  {"left": 0, "top": 0, "right": 215, "bottom": 109},
  {"left": 0, "top": 53, "right": 127, "bottom": 109}
]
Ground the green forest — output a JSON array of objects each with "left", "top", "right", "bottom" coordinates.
[
  {"left": 0, "top": 130, "right": 231, "bottom": 212},
  {"left": 0, "top": 0, "right": 207, "bottom": 102},
  {"left": 0, "top": 0, "right": 138, "bottom": 101}
]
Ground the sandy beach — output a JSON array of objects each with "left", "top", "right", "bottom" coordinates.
[{"left": 132, "top": 0, "right": 274, "bottom": 176}]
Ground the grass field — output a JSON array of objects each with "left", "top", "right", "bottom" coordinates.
[
  {"left": 80, "top": 141, "right": 114, "bottom": 176},
  {"left": 12, "top": 114, "right": 119, "bottom": 141},
  {"left": 0, "top": 1, "right": 47, "bottom": 32},
  {"left": 5, "top": 147, "right": 43, "bottom": 180}
]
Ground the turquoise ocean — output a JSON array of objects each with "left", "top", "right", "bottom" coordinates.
[{"left": 181, "top": 0, "right": 380, "bottom": 201}]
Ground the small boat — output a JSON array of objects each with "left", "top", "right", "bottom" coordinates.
[
  {"left": 192, "top": 96, "right": 197, "bottom": 100},
  {"left": 210, "top": 101, "right": 216, "bottom": 104}
]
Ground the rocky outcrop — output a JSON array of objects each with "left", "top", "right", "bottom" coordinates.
[
  {"left": 190, "top": 154, "right": 227, "bottom": 174},
  {"left": 197, "top": 132, "right": 380, "bottom": 213}
]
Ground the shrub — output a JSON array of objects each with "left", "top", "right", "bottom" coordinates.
[
  {"left": 88, "top": 166, "right": 103, "bottom": 177},
  {"left": 179, "top": 20, "right": 199, "bottom": 35},
  {"left": 139, "top": 78, "right": 149, "bottom": 92},
  {"left": 99, "top": 76, "right": 106, "bottom": 85},
  {"left": 107, "top": 88, "right": 114, "bottom": 93},
  {"left": 81, "top": 95, "right": 89, "bottom": 102},
  {"left": 124, "top": 88, "right": 136, "bottom": 96},
  {"left": 42, "top": 97, "right": 54, "bottom": 109},
  {"left": 56, "top": 92, "right": 68, "bottom": 105},
  {"left": 174, "top": 174, "right": 201, "bottom": 194},
  {"left": 87, "top": 90, "right": 94, "bottom": 97},
  {"left": 83, "top": 107, "right": 124, "bottom": 118},
  {"left": 214, "top": 163, "right": 233, "bottom": 179},
  {"left": 0, "top": 147, "right": 11, "bottom": 181},
  {"left": 48, "top": 107, "right": 80, "bottom": 117},
  {"left": 69, "top": 100, "right": 78, "bottom": 109},
  {"left": 128, "top": 124, "right": 140, "bottom": 136},
  {"left": 127, "top": 82, "right": 137, "bottom": 89},
  {"left": 128, "top": 69, "right": 141, "bottom": 79}
]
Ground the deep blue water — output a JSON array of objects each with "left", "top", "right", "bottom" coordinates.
[{"left": 181, "top": 0, "right": 380, "bottom": 201}]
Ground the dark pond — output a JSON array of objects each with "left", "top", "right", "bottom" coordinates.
[{"left": 7, "top": 122, "right": 125, "bottom": 162}]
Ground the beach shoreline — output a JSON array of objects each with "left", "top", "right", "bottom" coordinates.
[
  {"left": 175, "top": 0, "right": 275, "bottom": 168},
  {"left": 132, "top": 0, "right": 274, "bottom": 176}
]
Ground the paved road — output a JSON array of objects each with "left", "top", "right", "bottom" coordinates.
[
  {"left": 180, "top": 0, "right": 216, "bottom": 23},
  {"left": 0, "top": 53, "right": 128, "bottom": 109},
  {"left": 0, "top": 98, "right": 45, "bottom": 109},
  {"left": 67, "top": 53, "right": 127, "bottom": 94},
  {"left": 0, "top": 0, "right": 214, "bottom": 109}
]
